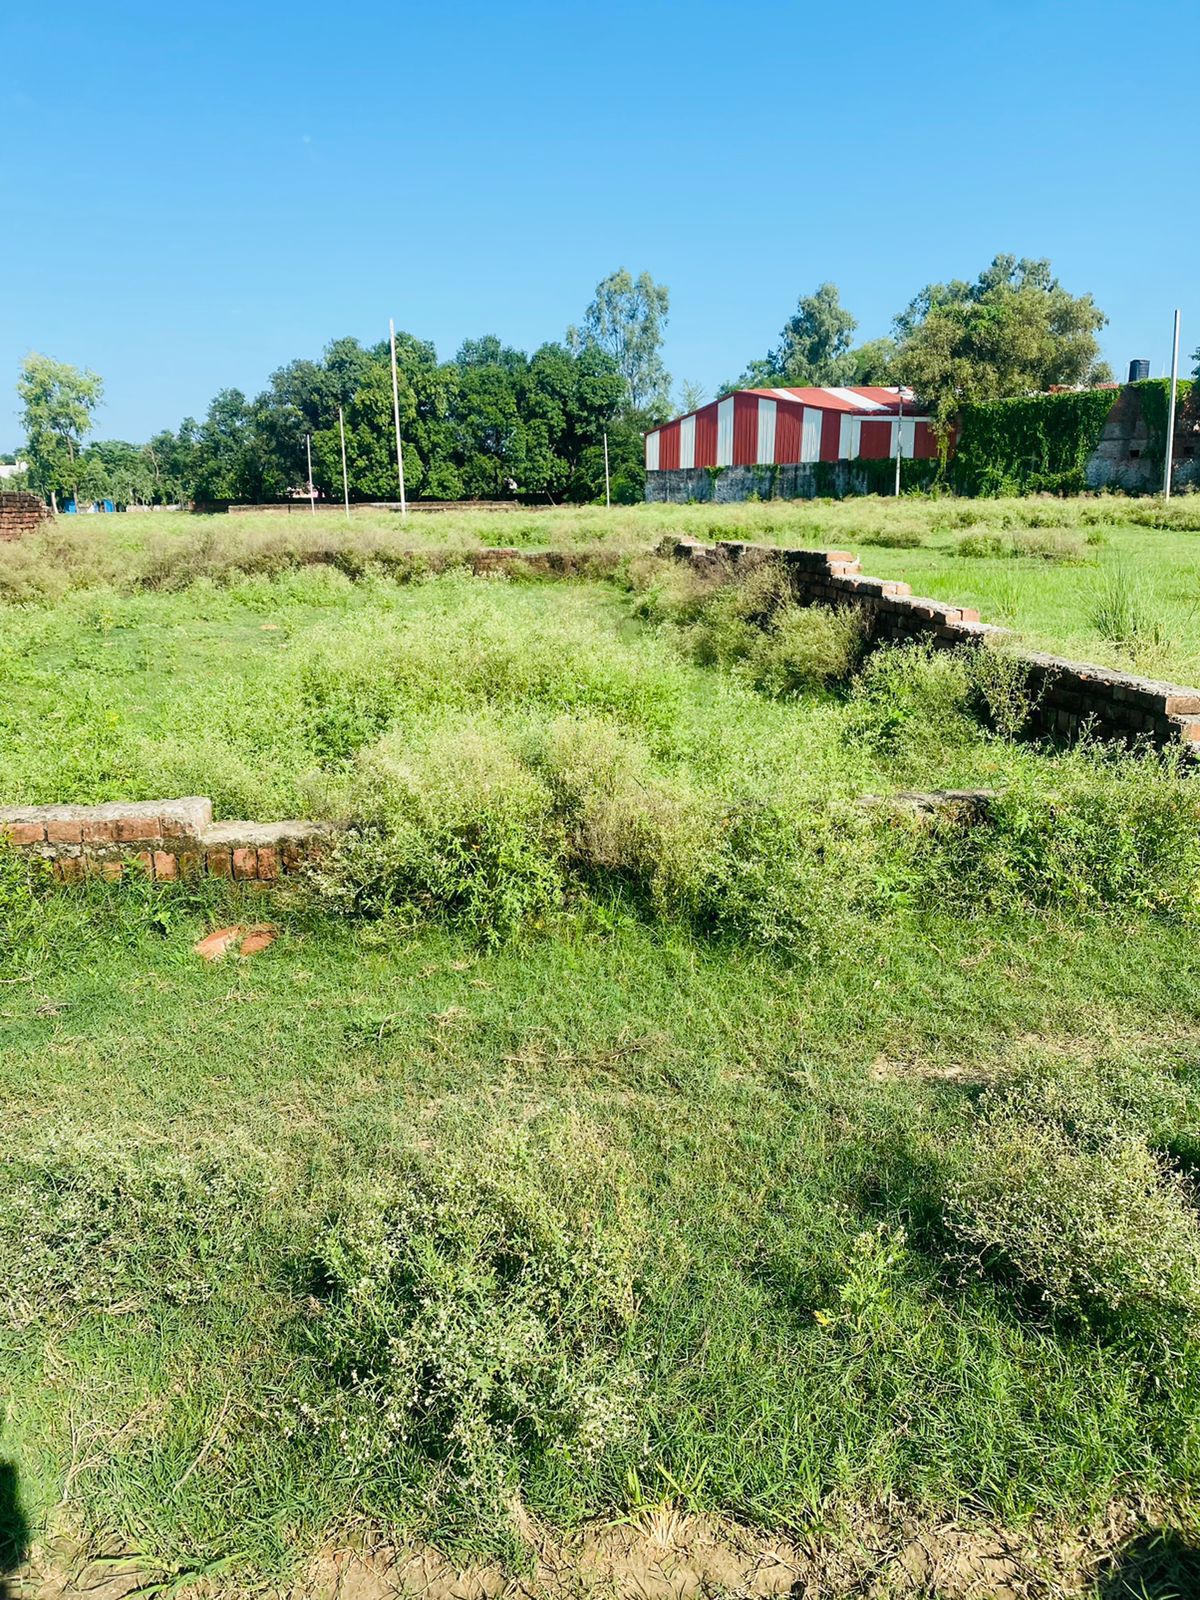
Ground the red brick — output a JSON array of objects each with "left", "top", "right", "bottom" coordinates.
[
  {"left": 99, "top": 860, "right": 124, "bottom": 882},
  {"left": 3, "top": 822, "right": 45, "bottom": 846},
  {"left": 82, "top": 819, "right": 118, "bottom": 842},
  {"left": 177, "top": 851, "right": 202, "bottom": 879},
  {"left": 281, "top": 842, "right": 304, "bottom": 874},
  {"left": 56, "top": 856, "right": 85, "bottom": 883},
  {"left": 134, "top": 851, "right": 155, "bottom": 877},
  {"left": 206, "top": 850, "right": 233, "bottom": 878},
  {"left": 116, "top": 817, "right": 161, "bottom": 843},
  {"left": 232, "top": 848, "right": 258, "bottom": 880},
  {"left": 256, "top": 846, "right": 279, "bottom": 880},
  {"left": 153, "top": 851, "right": 178, "bottom": 880},
  {"left": 46, "top": 819, "right": 84, "bottom": 844}
]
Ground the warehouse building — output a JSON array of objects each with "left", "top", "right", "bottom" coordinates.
[{"left": 644, "top": 385, "right": 942, "bottom": 502}]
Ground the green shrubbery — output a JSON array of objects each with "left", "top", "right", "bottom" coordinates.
[
  {"left": 943, "top": 1072, "right": 1200, "bottom": 1340},
  {"left": 311, "top": 1124, "right": 642, "bottom": 1546}
]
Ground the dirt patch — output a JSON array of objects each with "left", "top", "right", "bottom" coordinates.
[{"left": 17, "top": 1501, "right": 1199, "bottom": 1600}]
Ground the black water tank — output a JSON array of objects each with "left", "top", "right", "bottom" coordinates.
[{"left": 1128, "top": 359, "right": 1150, "bottom": 382}]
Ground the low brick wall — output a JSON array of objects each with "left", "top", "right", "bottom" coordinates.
[
  {"left": 0, "top": 491, "right": 51, "bottom": 539},
  {"left": 0, "top": 797, "right": 333, "bottom": 883},
  {"left": 664, "top": 536, "right": 1200, "bottom": 757}
]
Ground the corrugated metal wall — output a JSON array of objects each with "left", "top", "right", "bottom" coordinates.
[{"left": 646, "top": 390, "right": 945, "bottom": 471}]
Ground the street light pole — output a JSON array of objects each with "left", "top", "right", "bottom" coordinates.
[
  {"left": 893, "top": 388, "right": 904, "bottom": 497},
  {"left": 1164, "top": 309, "right": 1181, "bottom": 500}
]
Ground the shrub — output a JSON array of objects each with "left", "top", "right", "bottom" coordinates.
[
  {"left": 944, "top": 1084, "right": 1200, "bottom": 1337},
  {"left": 843, "top": 642, "right": 979, "bottom": 756},
  {"left": 531, "top": 715, "right": 715, "bottom": 918},
  {"left": 318, "top": 718, "right": 564, "bottom": 942},
  {"left": 744, "top": 603, "right": 867, "bottom": 697},
  {"left": 310, "top": 1126, "right": 641, "bottom": 1539},
  {"left": 930, "top": 748, "right": 1200, "bottom": 920}
]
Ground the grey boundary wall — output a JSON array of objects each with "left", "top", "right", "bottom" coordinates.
[{"left": 664, "top": 536, "right": 1200, "bottom": 756}]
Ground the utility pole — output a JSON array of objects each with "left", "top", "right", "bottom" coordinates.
[
  {"left": 893, "top": 388, "right": 904, "bottom": 497},
  {"left": 338, "top": 406, "right": 351, "bottom": 522},
  {"left": 603, "top": 431, "right": 611, "bottom": 508},
  {"left": 1164, "top": 309, "right": 1181, "bottom": 500},
  {"left": 305, "top": 433, "right": 316, "bottom": 514},
  {"left": 388, "top": 317, "right": 408, "bottom": 517}
]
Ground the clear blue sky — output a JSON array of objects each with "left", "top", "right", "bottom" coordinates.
[{"left": 1, "top": 0, "right": 1194, "bottom": 448}]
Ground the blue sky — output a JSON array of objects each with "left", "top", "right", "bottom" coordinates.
[{"left": 1, "top": 0, "right": 1194, "bottom": 448}]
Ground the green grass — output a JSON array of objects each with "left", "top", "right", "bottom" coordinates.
[
  {"left": 4, "top": 506, "right": 1200, "bottom": 1591},
  {"left": 6, "top": 492, "right": 1200, "bottom": 682}
]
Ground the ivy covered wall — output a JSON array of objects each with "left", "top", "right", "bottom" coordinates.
[{"left": 952, "top": 388, "right": 1122, "bottom": 496}]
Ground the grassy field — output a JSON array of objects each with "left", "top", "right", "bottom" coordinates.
[
  {"left": 4, "top": 491, "right": 1199, "bottom": 680},
  {"left": 4, "top": 502, "right": 1200, "bottom": 1596}
]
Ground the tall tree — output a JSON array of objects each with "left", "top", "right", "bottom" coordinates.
[
  {"left": 892, "top": 255, "right": 1111, "bottom": 444},
  {"left": 756, "top": 282, "right": 857, "bottom": 386},
  {"left": 575, "top": 269, "right": 670, "bottom": 414},
  {"left": 734, "top": 283, "right": 896, "bottom": 391},
  {"left": 17, "top": 353, "right": 103, "bottom": 509}
]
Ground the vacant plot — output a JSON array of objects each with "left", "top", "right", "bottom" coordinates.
[{"left": 4, "top": 502, "right": 1200, "bottom": 1596}]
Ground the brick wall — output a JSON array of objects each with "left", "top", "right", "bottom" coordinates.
[
  {"left": 0, "top": 492, "right": 51, "bottom": 539},
  {"left": 0, "top": 797, "right": 333, "bottom": 883},
  {"left": 664, "top": 536, "right": 1200, "bottom": 757}
]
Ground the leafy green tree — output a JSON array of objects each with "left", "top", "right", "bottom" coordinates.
[
  {"left": 745, "top": 282, "right": 857, "bottom": 386},
  {"left": 574, "top": 268, "right": 670, "bottom": 414},
  {"left": 76, "top": 440, "right": 157, "bottom": 507},
  {"left": 17, "top": 353, "right": 103, "bottom": 509},
  {"left": 892, "top": 255, "right": 1111, "bottom": 446}
]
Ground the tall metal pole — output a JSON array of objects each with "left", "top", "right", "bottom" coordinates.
[
  {"left": 338, "top": 405, "right": 351, "bottom": 522},
  {"left": 893, "top": 388, "right": 905, "bottom": 496},
  {"left": 388, "top": 317, "right": 408, "bottom": 518},
  {"left": 603, "top": 431, "right": 611, "bottom": 508},
  {"left": 305, "top": 432, "right": 316, "bottom": 514},
  {"left": 1164, "top": 309, "right": 1181, "bottom": 500}
]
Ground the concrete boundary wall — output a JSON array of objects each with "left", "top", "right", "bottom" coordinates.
[
  {"left": 0, "top": 796, "right": 333, "bottom": 883},
  {"left": 664, "top": 536, "right": 1200, "bottom": 756}
]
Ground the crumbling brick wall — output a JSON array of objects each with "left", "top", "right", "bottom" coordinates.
[
  {"left": 0, "top": 492, "right": 51, "bottom": 539},
  {"left": 664, "top": 537, "right": 1200, "bottom": 756},
  {"left": 0, "top": 797, "right": 333, "bottom": 882}
]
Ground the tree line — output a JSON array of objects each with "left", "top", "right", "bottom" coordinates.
[{"left": 9, "top": 256, "right": 1193, "bottom": 508}]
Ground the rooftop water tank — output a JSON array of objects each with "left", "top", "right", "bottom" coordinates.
[{"left": 1128, "top": 359, "right": 1150, "bottom": 382}]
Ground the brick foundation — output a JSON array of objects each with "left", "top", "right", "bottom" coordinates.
[
  {"left": 0, "top": 797, "right": 333, "bottom": 882},
  {"left": 663, "top": 537, "right": 1200, "bottom": 757},
  {"left": 0, "top": 492, "right": 51, "bottom": 539}
]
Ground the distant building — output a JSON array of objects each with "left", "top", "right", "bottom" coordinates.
[
  {"left": 644, "top": 387, "right": 941, "bottom": 502},
  {"left": 0, "top": 460, "right": 29, "bottom": 480}
]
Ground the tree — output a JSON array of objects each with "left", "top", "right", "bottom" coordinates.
[
  {"left": 575, "top": 268, "right": 670, "bottom": 414},
  {"left": 17, "top": 353, "right": 103, "bottom": 509},
  {"left": 753, "top": 282, "right": 857, "bottom": 386},
  {"left": 676, "top": 379, "right": 707, "bottom": 414},
  {"left": 892, "top": 255, "right": 1111, "bottom": 445},
  {"left": 1192, "top": 345, "right": 1200, "bottom": 381}
]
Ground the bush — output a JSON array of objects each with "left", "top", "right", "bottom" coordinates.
[
  {"left": 317, "top": 718, "right": 564, "bottom": 942},
  {"left": 843, "top": 642, "right": 979, "bottom": 756},
  {"left": 531, "top": 715, "right": 715, "bottom": 918},
  {"left": 929, "top": 747, "right": 1200, "bottom": 919},
  {"left": 744, "top": 603, "right": 867, "bottom": 697},
  {"left": 945, "top": 1083, "right": 1200, "bottom": 1337},
  {"left": 310, "top": 1126, "right": 641, "bottom": 1541}
]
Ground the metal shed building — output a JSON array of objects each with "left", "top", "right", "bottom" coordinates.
[{"left": 643, "top": 385, "right": 942, "bottom": 502}]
